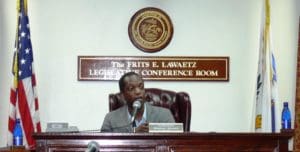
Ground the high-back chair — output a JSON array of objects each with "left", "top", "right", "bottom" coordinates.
[{"left": 109, "top": 88, "right": 191, "bottom": 131}]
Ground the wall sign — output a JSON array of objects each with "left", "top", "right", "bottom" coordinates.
[
  {"left": 78, "top": 56, "right": 229, "bottom": 81},
  {"left": 128, "top": 7, "right": 173, "bottom": 53}
]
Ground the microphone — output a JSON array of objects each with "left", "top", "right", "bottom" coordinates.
[
  {"left": 131, "top": 100, "right": 142, "bottom": 123},
  {"left": 85, "top": 141, "right": 99, "bottom": 152}
]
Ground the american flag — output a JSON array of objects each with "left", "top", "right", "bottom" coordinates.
[{"left": 8, "top": 0, "right": 41, "bottom": 149}]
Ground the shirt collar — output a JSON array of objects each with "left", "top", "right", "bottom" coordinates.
[{"left": 127, "top": 103, "right": 147, "bottom": 127}]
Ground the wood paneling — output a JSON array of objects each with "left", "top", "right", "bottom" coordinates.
[{"left": 33, "top": 132, "right": 293, "bottom": 152}]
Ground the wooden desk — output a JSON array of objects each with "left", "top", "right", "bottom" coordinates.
[
  {"left": 33, "top": 132, "right": 293, "bottom": 152},
  {"left": 0, "top": 146, "right": 29, "bottom": 152}
]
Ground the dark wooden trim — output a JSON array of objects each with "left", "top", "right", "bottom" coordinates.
[
  {"left": 33, "top": 132, "right": 293, "bottom": 152},
  {"left": 293, "top": 16, "right": 300, "bottom": 151}
]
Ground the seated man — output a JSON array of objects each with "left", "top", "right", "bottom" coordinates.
[{"left": 101, "top": 72, "right": 175, "bottom": 133}]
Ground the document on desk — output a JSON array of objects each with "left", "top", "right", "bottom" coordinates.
[{"left": 149, "top": 123, "right": 183, "bottom": 133}]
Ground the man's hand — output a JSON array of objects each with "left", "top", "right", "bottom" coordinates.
[{"left": 134, "top": 123, "right": 149, "bottom": 133}]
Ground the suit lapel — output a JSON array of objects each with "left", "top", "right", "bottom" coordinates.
[
  {"left": 145, "top": 103, "right": 155, "bottom": 122},
  {"left": 118, "top": 106, "right": 132, "bottom": 132}
]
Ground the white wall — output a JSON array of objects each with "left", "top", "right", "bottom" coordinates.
[{"left": 0, "top": 0, "right": 299, "bottom": 147}]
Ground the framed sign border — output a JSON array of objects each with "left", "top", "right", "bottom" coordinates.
[{"left": 78, "top": 56, "right": 230, "bottom": 81}]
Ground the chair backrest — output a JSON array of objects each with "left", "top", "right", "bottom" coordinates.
[{"left": 109, "top": 88, "right": 191, "bottom": 131}]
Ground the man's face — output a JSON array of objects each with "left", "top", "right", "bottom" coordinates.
[{"left": 122, "top": 74, "right": 145, "bottom": 107}]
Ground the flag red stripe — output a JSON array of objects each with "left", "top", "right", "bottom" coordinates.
[
  {"left": 36, "top": 122, "right": 41, "bottom": 132},
  {"left": 8, "top": 117, "right": 15, "bottom": 133},
  {"left": 10, "top": 89, "right": 17, "bottom": 106},
  {"left": 35, "top": 98, "right": 39, "bottom": 110},
  {"left": 31, "top": 74, "right": 36, "bottom": 86},
  {"left": 17, "top": 81, "right": 36, "bottom": 147}
]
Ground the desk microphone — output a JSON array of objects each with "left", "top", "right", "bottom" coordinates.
[
  {"left": 131, "top": 100, "right": 141, "bottom": 123},
  {"left": 85, "top": 141, "right": 99, "bottom": 152}
]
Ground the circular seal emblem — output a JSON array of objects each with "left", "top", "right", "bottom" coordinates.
[{"left": 128, "top": 7, "right": 173, "bottom": 53}]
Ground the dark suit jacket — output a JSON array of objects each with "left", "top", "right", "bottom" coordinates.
[{"left": 101, "top": 102, "right": 175, "bottom": 132}]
